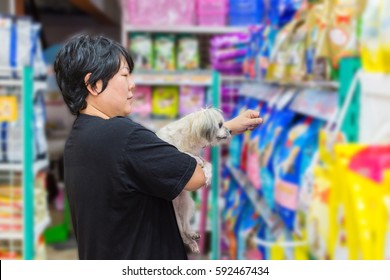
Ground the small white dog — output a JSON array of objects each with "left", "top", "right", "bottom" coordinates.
[{"left": 156, "top": 108, "right": 231, "bottom": 253}]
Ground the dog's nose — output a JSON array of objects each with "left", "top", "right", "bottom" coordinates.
[{"left": 224, "top": 126, "right": 232, "bottom": 136}]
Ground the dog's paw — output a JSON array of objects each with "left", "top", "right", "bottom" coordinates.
[
  {"left": 202, "top": 162, "right": 212, "bottom": 187},
  {"left": 188, "top": 242, "right": 200, "bottom": 254},
  {"left": 190, "top": 232, "right": 201, "bottom": 241}
]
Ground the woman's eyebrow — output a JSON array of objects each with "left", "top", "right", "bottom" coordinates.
[{"left": 121, "top": 66, "right": 130, "bottom": 72}]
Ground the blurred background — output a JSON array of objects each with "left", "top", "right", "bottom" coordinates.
[{"left": 0, "top": 0, "right": 389, "bottom": 260}]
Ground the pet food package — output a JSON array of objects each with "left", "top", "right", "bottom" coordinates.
[
  {"left": 125, "top": 0, "right": 196, "bottom": 26},
  {"left": 236, "top": 203, "right": 260, "bottom": 260},
  {"left": 0, "top": 96, "right": 18, "bottom": 122},
  {"left": 345, "top": 146, "right": 390, "bottom": 259},
  {"left": 33, "top": 92, "right": 48, "bottom": 160},
  {"left": 4, "top": 120, "right": 23, "bottom": 162},
  {"left": 152, "top": 87, "right": 179, "bottom": 119},
  {"left": 154, "top": 35, "right": 176, "bottom": 71},
  {"left": 177, "top": 35, "right": 199, "bottom": 70},
  {"left": 259, "top": 109, "right": 297, "bottom": 210},
  {"left": 210, "top": 33, "right": 250, "bottom": 49},
  {"left": 246, "top": 102, "right": 268, "bottom": 190},
  {"left": 327, "top": 0, "right": 367, "bottom": 70},
  {"left": 305, "top": 2, "right": 332, "bottom": 81},
  {"left": 222, "top": 177, "right": 246, "bottom": 259},
  {"left": 239, "top": 98, "right": 261, "bottom": 172},
  {"left": 16, "top": 17, "right": 32, "bottom": 68},
  {"left": 243, "top": 25, "right": 264, "bottom": 79},
  {"left": 274, "top": 117, "right": 323, "bottom": 232},
  {"left": 179, "top": 86, "right": 205, "bottom": 116},
  {"left": 360, "top": 0, "right": 384, "bottom": 72},
  {"left": 380, "top": 0, "right": 390, "bottom": 73},
  {"left": 210, "top": 33, "right": 249, "bottom": 74},
  {"left": 266, "top": 19, "right": 297, "bottom": 83},
  {"left": 129, "top": 33, "right": 153, "bottom": 70},
  {"left": 131, "top": 86, "right": 152, "bottom": 117},
  {"left": 0, "top": 16, "right": 13, "bottom": 67},
  {"left": 221, "top": 84, "right": 239, "bottom": 119},
  {"left": 0, "top": 123, "right": 6, "bottom": 161}
]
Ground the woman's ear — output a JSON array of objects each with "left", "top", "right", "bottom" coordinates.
[{"left": 84, "top": 73, "right": 102, "bottom": 96}]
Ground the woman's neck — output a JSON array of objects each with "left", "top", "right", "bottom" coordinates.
[{"left": 80, "top": 103, "right": 110, "bottom": 119}]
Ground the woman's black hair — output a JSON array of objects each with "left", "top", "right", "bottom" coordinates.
[{"left": 54, "top": 34, "right": 134, "bottom": 115}]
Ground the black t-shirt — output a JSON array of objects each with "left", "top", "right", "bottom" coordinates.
[{"left": 64, "top": 114, "right": 197, "bottom": 260}]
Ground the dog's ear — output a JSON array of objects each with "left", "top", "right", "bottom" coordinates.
[{"left": 191, "top": 109, "right": 219, "bottom": 142}]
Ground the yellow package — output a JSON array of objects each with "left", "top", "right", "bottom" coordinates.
[
  {"left": 307, "top": 130, "right": 346, "bottom": 260},
  {"left": 266, "top": 19, "right": 299, "bottom": 83},
  {"left": 333, "top": 145, "right": 390, "bottom": 259},
  {"left": 287, "top": 17, "right": 308, "bottom": 82},
  {"left": 361, "top": 0, "right": 384, "bottom": 72},
  {"left": 328, "top": 144, "right": 364, "bottom": 260},
  {"left": 328, "top": 0, "right": 366, "bottom": 69},
  {"left": 0, "top": 96, "right": 18, "bottom": 122},
  {"left": 307, "top": 2, "right": 332, "bottom": 81},
  {"left": 345, "top": 157, "right": 389, "bottom": 259},
  {"left": 380, "top": 0, "right": 390, "bottom": 73},
  {"left": 152, "top": 87, "right": 179, "bottom": 119}
]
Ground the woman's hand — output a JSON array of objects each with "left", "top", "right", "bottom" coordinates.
[{"left": 224, "top": 109, "right": 263, "bottom": 135}]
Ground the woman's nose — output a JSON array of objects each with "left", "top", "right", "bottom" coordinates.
[{"left": 128, "top": 77, "right": 135, "bottom": 90}]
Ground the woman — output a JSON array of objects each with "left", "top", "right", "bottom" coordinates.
[{"left": 54, "top": 34, "right": 262, "bottom": 260}]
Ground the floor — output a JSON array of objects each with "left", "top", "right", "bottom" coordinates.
[{"left": 44, "top": 206, "right": 78, "bottom": 260}]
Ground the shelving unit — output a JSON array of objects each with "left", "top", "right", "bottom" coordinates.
[
  {"left": 0, "top": 67, "right": 50, "bottom": 260},
  {"left": 121, "top": 24, "right": 248, "bottom": 46}
]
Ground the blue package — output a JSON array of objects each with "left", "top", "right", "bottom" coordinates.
[
  {"left": 259, "top": 109, "right": 296, "bottom": 210},
  {"left": 236, "top": 203, "right": 260, "bottom": 259},
  {"left": 273, "top": 117, "right": 323, "bottom": 231},
  {"left": 1, "top": 122, "right": 7, "bottom": 162}
]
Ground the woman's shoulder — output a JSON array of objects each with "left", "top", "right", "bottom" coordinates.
[{"left": 108, "top": 116, "right": 153, "bottom": 136}]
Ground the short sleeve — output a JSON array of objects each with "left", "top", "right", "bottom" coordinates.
[{"left": 122, "top": 124, "right": 197, "bottom": 201}]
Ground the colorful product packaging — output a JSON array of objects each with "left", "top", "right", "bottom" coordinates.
[{"left": 152, "top": 86, "right": 179, "bottom": 119}]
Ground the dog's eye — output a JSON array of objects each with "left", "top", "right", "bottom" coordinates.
[{"left": 219, "top": 122, "right": 223, "bottom": 128}]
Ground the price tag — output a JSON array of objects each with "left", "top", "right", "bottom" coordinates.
[{"left": 0, "top": 96, "right": 18, "bottom": 122}]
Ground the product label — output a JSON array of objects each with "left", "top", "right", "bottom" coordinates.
[{"left": 0, "top": 96, "right": 18, "bottom": 122}]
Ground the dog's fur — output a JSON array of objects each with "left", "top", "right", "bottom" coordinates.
[{"left": 156, "top": 108, "right": 231, "bottom": 253}]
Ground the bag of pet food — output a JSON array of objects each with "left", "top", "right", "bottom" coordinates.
[
  {"left": 246, "top": 102, "right": 268, "bottom": 190},
  {"left": 152, "top": 86, "right": 179, "bottom": 119},
  {"left": 274, "top": 117, "right": 323, "bottom": 231},
  {"left": 131, "top": 86, "right": 152, "bottom": 117},
  {"left": 179, "top": 86, "right": 205, "bottom": 116},
  {"left": 177, "top": 35, "right": 199, "bottom": 70},
  {"left": 154, "top": 34, "right": 176, "bottom": 71},
  {"left": 259, "top": 108, "right": 297, "bottom": 210},
  {"left": 130, "top": 33, "right": 153, "bottom": 70},
  {"left": 236, "top": 202, "right": 261, "bottom": 259},
  {"left": 240, "top": 98, "right": 262, "bottom": 172}
]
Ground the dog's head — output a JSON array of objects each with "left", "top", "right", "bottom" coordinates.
[{"left": 187, "top": 108, "right": 231, "bottom": 147}]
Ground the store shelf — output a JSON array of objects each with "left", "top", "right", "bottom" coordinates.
[
  {"left": 0, "top": 216, "right": 51, "bottom": 244},
  {"left": 221, "top": 75, "right": 249, "bottom": 83},
  {"left": 34, "top": 81, "right": 47, "bottom": 92},
  {"left": 239, "top": 81, "right": 338, "bottom": 121},
  {"left": 133, "top": 71, "right": 213, "bottom": 86},
  {"left": 0, "top": 158, "right": 49, "bottom": 176},
  {"left": 123, "top": 24, "right": 248, "bottom": 34},
  {"left": 0, "top": 79, "right": 23, "bottom": 87}
]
